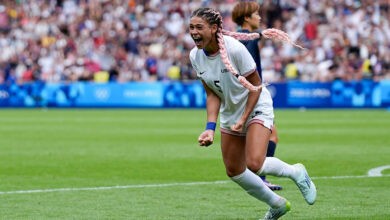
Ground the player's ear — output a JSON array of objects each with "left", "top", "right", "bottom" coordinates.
[
  {"left": 244, "top": 15, "right": 251, "bottom": 23},
  {"left": 210, "top": 24, "right": 218, "bottom": 34}
]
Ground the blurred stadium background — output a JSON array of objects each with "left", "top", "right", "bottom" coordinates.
[
  {"left": 0, "top": 0, "right": 389, "bottom": 219},
  {"left": 0, "top": 0, "right": 389, "bottom": 108}
]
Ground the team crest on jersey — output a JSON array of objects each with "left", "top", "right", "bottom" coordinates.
[{"left": 221, "top": 68, "right": 229, "bottom": 73}]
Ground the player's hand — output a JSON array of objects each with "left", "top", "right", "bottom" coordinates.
[
  {"left": 198, "top": 130, "right": 214, "bottom": 147},
  {"left": 230, "top": 119, "right": 245, "bottom": 133}
]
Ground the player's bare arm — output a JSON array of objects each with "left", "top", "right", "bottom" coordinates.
[{"left": 198, "top": 80, "right": 220, "bottom": 147}]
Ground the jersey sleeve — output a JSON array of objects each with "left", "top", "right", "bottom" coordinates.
[
  {"left": 189, "top": 49, "right": 201, "bottom": 78},
  {"left": 231, "top": 42, "right": 256, "bottom": 77}
]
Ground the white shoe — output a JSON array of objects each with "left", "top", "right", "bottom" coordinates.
[
  {"left": 292, "top": 163, "right": 316, "bottom": 205},
  {"left": 262, "top": 198, "right": 291, "bottom": 220}
]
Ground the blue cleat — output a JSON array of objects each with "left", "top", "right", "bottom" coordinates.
[{"left": 263, "top": 179, "right": 283, "bottom": 191}]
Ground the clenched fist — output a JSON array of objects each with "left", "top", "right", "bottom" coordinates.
[{"left": 198, "top": 130, "right": 215, "bottom": 147}]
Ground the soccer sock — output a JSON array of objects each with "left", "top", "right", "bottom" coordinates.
[
  {"left": 230, "top": 168, "right": 284, "bottom": 208},
  {"left": 266, "top": 141, "right": 277, "bottom": 157},
  {"left": 260, "top": 141, "right": 277, "bottom": 180},
  {"left": 257, "top": 157, "right": 296, "bottom": 179}
]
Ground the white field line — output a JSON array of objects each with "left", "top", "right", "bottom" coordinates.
[
  {"left": 367, "top": 165, "right": 390, "bottom": 176},
  {"left": 0, "top": 174, "right": 389, "bottom": 195}
]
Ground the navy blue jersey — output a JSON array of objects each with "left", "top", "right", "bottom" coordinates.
[{"left": 238, "top": 29, "right": 262, "bottom": 80}]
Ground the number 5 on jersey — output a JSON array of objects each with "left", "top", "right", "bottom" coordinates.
[{"left": 214, "top": 80, "right": 223, "bottom": 93}]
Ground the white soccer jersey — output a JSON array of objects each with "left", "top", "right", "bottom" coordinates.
[{"left": 189, "top": 35, "right": 274, "bottom": 133}]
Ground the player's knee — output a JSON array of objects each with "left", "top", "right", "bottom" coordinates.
[
  {"left": 246, "top": 159, "right": 263, "bottom": 174},
  {"left": 225, "top": 166, "right": 245, "bottom": 177}
]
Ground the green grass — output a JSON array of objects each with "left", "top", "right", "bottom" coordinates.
[{"left": 0, "top": 109, "right": 389, "bottom": 219}]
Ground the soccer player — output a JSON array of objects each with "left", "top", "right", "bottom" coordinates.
[
  {"left": 189, "top": 8, "right": 316, "bottom": 219},
  {"left": 232, "top": 1, "right": 282, "bottom": 191}
]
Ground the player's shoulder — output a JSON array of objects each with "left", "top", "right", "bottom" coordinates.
[
  {"left": 223, "top": 35, "right": 246, "bottom": 53},
  {"left": 189, "top": 46, "right": 201, "bottom": 61},
  {"left": 223, "top": 35, "right": 242, "bottom": 47}
]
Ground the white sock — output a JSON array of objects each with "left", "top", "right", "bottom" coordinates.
[
  {"left": 230, "top": 168, "right": 283, "bottom": 208},
  {"left": 257, "top": 157, "right": 296, "bottom": 179}
]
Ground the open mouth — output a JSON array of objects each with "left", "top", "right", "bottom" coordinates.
[{"left": 192, "top": 35, "right": 203, "bottom": 47}]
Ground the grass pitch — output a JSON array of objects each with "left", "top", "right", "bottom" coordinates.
[{"left": 0, "top": 109, "right": 389, "bottom": 219}]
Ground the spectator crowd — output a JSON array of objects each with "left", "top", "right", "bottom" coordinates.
[{"left": 0, "top": 0, "right": 389, "bottom": 85}]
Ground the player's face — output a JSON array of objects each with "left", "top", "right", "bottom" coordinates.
[
  {"left": 189, "top": 16, "right": 218, "bottom": 50},
  {"left": 247, "top": 11, "right": 261, "bottom": 29}
]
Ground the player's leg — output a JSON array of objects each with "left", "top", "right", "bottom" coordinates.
[
  {"left": 244, "top": 124, "right": 290, "bottom": 219},
  {"left": 260, "top": 125, "right": 283, "bottom": 191},
  {"left": 258, "top": 153, "right": 317, "bottom": 205},
  {"left": 245, "top": 123, "right": 269, "bottom": 175},
  {"left": 246, "top": 122, "right": 317, "bottom": 205},
  {"left": 268, "top": 125, "right": 279, "bottom": 156},
  {"left": 221, "top": 131, "right": 286, "bottom": 210}
]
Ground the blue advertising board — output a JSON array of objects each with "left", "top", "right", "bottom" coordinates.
[
  {"left": 331, "top": 80, "right": 381, "bottom": 107},
  {"left": 72, "top": 83, "right": 165, "bottom": 107},
  {"left": 266, "top": 83, "right": 287, "bottom": 108},
  {"left": 0, "top": 85, "right": 9, "bottom": 106},
  {"left": 379, "top": 80, "right": 390, "bottom": 106},
  {"left": 287, "top": 82, "right": 331, "bottom": 107},
  {"left": 0, "top": 82, "right": 207, "bottom": 108},
  {"left": 0, "top": 80, "right": 389, "bottom": 108}
]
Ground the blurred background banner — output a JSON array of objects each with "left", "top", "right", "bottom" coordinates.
[
  {"left": 0, "top": 80, "right": 388, "bottom": 108},
  {"left": 380, "top": 80, "right": 390, "bottom": 106},
  {"left": 74, "top": 82, "right": 165, "bottom": 107},
  {"left": 287, "top": 82, "right": 331, "bottom": 107},
  {"left": 0, "top": 0, "right": 389, "bottom": 108}
]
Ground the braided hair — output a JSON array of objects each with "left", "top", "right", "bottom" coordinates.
[{"left": 191, "top": 8, "right": 303, "bottom": 92}]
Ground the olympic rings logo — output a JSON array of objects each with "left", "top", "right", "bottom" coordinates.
[{"left": 95, "top": 88, "right": 110, "bottom": 100}]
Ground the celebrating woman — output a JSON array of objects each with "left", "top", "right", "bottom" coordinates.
[{"left": 189, "top": 7, "right": 316, "bottom": 219}]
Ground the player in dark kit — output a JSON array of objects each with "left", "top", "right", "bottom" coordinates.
[{"left": 232, "top": 1, "right": 282, "bottom": 191}]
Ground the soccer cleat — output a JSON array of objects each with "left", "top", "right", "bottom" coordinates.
[
  {"left": 263, "top": 179, "right": 283, "bottom": 191},
  {"left": 262, "top": 199, "right": 291, "bottom": 220},
  {"left": 292, "top": 163, "right": 317, "bottom": 205}
]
